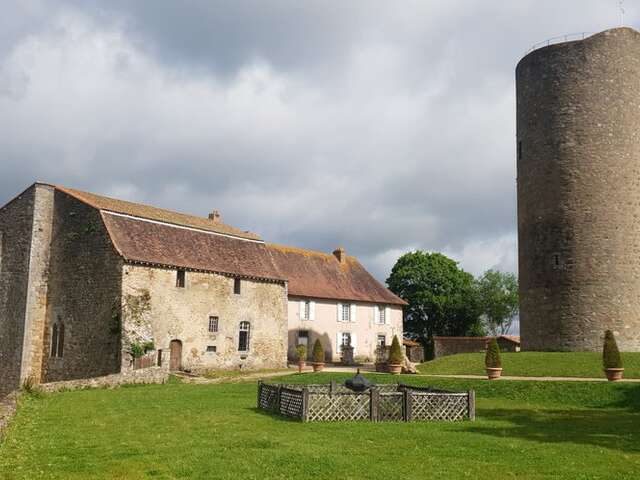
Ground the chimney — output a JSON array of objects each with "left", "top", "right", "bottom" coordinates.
[
  {"left": 208, "top": 210, "right": 222, "bottom": 223},
  {"left": 333, "top": 247, "right": 346, "bottom": 264}
]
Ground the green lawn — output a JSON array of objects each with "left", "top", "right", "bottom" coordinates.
[
  {"left": 419, "top": 351, "right": 640, "bottom": 378},
  {"left": 0, "top": 373, "right": 639, "bottom": 479}
]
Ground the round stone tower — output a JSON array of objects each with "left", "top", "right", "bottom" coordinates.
[{"left": 517, "top": 27, "right": 640, "bottom": 351}]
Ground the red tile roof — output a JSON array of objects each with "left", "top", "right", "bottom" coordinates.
[
  {"left": 266, "top": 243, "right": 407, "bottom": 305},
  {"left": 57, "top": 185, "right": 261, "bottom": 241},
  {"left": 47, "top": 184, "right": 407, "bottom": 304},
  {"left": 102, "top": 212, "right": 284, "bottom": 282}
]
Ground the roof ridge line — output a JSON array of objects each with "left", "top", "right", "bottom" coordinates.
[{"left": 103, "top": 211, "right": 265, "bottom": 244}]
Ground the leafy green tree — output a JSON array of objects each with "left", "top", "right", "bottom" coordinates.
[
  {"left": 476, "top": 269, "right": 519, "bottom": 335},
  {"left": 386, "top": 251, "right": 480, "bottom": 349}
]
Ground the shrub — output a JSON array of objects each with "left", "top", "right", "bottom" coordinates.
[
  {"left": 485, "top": 338, "right": 502, "bottom": 368},
  {"left": 312, "top": 339, "right": 325, "bottom": 363},
  {"left": 388, "top": 335, "right": 404, "bottom": 365},
  {"left": 130, "top": 340, "right": 155, "bottom": 359},
  {"left": 296, "top": 344, "right": 307, "bottom": 362},
  {"left": 603, "top": 330, "right": 623, "bottom": 369}
]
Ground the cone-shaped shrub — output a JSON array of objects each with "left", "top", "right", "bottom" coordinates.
[
  {"left": 485, "top": 338, "right": 502, "bottom": 368},
  {"left": 296, "top": 344, "right": 307, "bottom": 362},
  {"left": 312, "top": 339, "right": 325, "bottom": 363},
  {"left": 388, "top": 335, "right": 404, "bottom": 365},
  {"left": 603, "top": 330, "right": 623, "bottom": 369}
]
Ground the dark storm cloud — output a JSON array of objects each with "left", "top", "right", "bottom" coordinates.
[{"left": 0, "top": 0, "right": 633, "bottom": 281}]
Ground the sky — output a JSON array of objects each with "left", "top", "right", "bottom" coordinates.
[{"left": 0, "top": 0, "right": 635, "bottom": 285}]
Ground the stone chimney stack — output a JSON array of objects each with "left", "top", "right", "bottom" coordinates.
[
  {"left": 208, "top": 210, "right": 222, "bottom": 223},
  {"left": 333, "top": 247, "right": 346, "bottom": 264}
]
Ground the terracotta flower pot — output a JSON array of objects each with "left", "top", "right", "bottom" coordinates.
[
  {"left": 604, "top": 368, "right": 624, "bottom": 381},
  {"left": 388, "top": 363, "right": 402, "bottom": 375},
  {"left": 312, "top": 362, "right": 325, "bottom": 372},
  {"left": 297, "top": 360, "right": 306, "bottom": 373},
  {"left": 486, "top": 367, "right": 503, "bottom": 380}
]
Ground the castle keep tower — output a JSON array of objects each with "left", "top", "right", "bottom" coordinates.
[{"left": 517, "top": 28, "right": 640, "bottom": 351}]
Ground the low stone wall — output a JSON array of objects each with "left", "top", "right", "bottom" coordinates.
[
  {"left": 0, "top": 391, "right": 19, "bottom": 439},
  {"left": 38, "top": 367, "right": 169, "bottom": 393},
  {"left": 433, "top": 336, "right": 520, "bottom": 358}
]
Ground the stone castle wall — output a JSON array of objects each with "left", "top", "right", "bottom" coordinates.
[
  {"left": 122, "top": 265, "right": 288, "bottom": 372},
  {"left": 42, "top": 190, "right": 123, "bottom": 382},
  {"left": 517, "top": 27, "right": 640, "bottom": 351},
  {"left": 0, "top": 186, "right": 36, "bottom": 397}
]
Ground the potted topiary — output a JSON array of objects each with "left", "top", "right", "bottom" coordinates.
[
  {"left": 311, "top": 339, "right": 325, "bottom": 372},
  {"left": 485, "top": 338, "right": 502, "bottom": 380},
  {"left": 296, "top": 344, "right": 307, "bottom": 373},
  {"left": 603, "top": 330, "right": 624, "bottom": 381},
  {"left": 387, "top": 335, "right": 404, "bottom": 374}
]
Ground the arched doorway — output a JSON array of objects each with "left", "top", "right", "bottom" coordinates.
[{"left": 169, "top": 340, "right": 182, "bottom": 371}]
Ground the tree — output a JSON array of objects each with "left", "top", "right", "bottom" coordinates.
[
  {"left": 386, "top": 251, "right": 480, "bottom": 350},
  {"left": 603, "top": 330, "right": 622, "bottom": 369},
  {"left": 388, "top": 335, "right": 404, "bottom": 365},
  {"left": 476, "top": 269, "right": 518, "bottom": 336},
  {"left": 485, "top": 337, "right": 502, "bottom": 368}
]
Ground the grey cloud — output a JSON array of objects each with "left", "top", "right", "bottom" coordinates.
[{"left": 0, "top": 0, "right": 635, "bottom": 282}]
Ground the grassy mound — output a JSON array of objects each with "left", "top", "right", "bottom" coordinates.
[{"left": 419, "top": 352, "right": 640, "bottom": 378}]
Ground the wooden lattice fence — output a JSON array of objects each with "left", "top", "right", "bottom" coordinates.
[{"left": 257, "top": 381, "right": 475, "bottom": 423}]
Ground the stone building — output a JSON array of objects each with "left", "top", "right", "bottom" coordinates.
[
  {"left": 0, "top": 183, "right": 404, "bottom": 396},
  {"left": 517, "top": 27, "right": 640, "bottom": 351}
]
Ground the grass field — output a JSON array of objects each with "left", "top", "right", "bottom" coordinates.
[
  {"left": 1, "top": 372, "right": 639, "bottom": 479},
  {"left": 418, "top": 351, "right": 640, "bottom": 378}
]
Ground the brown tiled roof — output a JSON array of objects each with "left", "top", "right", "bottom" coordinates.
[
  {"left": 102, "top": 212, "right": 284, "bottom": 282},
  {"left": 56, "top": 185, "right": 261, "bottom": 241},
  {"left": 265, "top": 244, "right": 407, "bottom": 305}
]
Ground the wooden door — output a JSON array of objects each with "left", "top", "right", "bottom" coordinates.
[{"left": 169, "top": 340, "right": 182, "bottom": 371}]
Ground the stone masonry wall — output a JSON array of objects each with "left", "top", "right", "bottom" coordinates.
[
  {"left": 42, "top": 191, "right": 123, "bottom": 382},
  {"left": 517, "top": 27, "right": 640, "bottom": 351},
  {"left": 20, "top": 184, "right": 54, "bottom": 384},
  {"left": 122, "top": 265, "right": 288, "bottom": 372},
  {"left": 0, "top": 186, "right": 36, "bottom": 397}
]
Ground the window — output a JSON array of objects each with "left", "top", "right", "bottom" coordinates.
[
  {"left": 341, "top": 304, "right": 350, "bottom": 322},
  {"left": 238, "top": 321, "right": 250, "bottom": 351},
  {"left": 50, "top": 319, "right": 65, "bottom": 358},
  {"left": 378, "top": 306, "right": 386, "bottom": 325},
  {"left": 234, "top": 278, "right": 241, "bottom": 295},
  {"left": 377, "top": 335, "right": 386, "bottom": 348},
  {"left": 206, "top": 346, "right": 217, "bottom": 353},
  {"left": 517, "top": 140, "right": 522, "bottom": 161},
  {"left": 157, "top": 349, "right": 163, "bottom": 366},
  {"left": 176, "top": 269, "right": 186, "bottom": 288},
  {"left": 298, "top": 330, "right": 309, "bottom": 349},
  {"left": 304, "top": 301, "right": 310, "bottom": 320},
  {"left": 341, "top": 332, "right": 352, "bottom": 348},
  {"left": 208, "top": 316, "right": 219, "bottom": 333}
]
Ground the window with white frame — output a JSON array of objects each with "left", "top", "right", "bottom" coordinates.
[
  {"left": 378, "top": 306, "right": 386, "bottom": 324},
  {"left": 341, "top": 304, "right": 350, "bottom": 322},
  {"left": 341, "top": 332, "right": 352, "bottom": 348},
  {"left": 377, "top": 334, "right": 386, "bottom": 348},
  {"left": 300, "top": 300, "right": 312, "bottom": 320},
  {"left": 208, "top": 316, "right": 219, "bottom": 333},
  {"left": 238, "top": 321, "right": 250, "bottom": 351}
]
